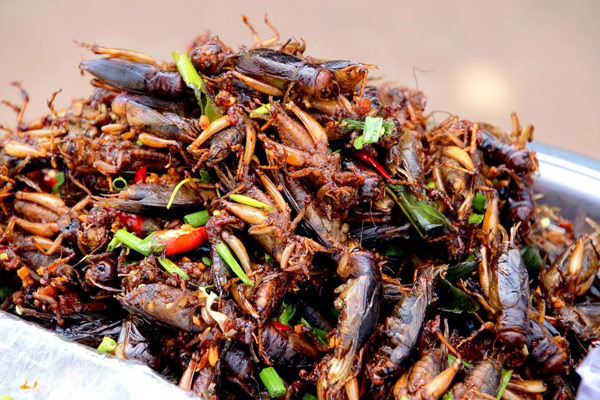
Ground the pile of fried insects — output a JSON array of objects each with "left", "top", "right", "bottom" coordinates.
[{"left": 0, "top": 15, "right": 597, "bottom": 400}]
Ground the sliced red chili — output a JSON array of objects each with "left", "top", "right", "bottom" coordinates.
[
  {"left": 353, "top": 150, "right": 395, "bottom": 183},
  {"left": 112, "top": 209, "right": 147, "bottom": 236},
  {"left": 133, "top": 167, "right": 147, "bottom": 184},
  {"left": 272, "top": 320, "right": 292, "bottom": 332},
  {"left": 154, "top": 226, "right": 208, "bottom": 256}
]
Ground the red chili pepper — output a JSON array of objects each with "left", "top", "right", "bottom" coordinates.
[
  {"left": 272, "top": 320, "right": 292, "bottom": 332},
  {"left": 154, "top": 225, "right": 208, "bottom": 256},
  {"left": 112, "top": 209, "right": 147, "bottom": 236},
  {"left": 43, "top": 175, "right": 58, "bottom": 191},
  {"left": 133, "top": 167, "right": 147, "bottom": 184},
  {"left": 353, "top": 150, "right": 395, "bottom": 183}
]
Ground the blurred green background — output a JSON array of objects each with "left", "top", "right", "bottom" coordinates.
[{"left": 1, "top": 0, "right": 598, "bottom": 158}]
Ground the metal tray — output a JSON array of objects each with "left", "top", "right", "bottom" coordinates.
[
  {"left": 531, "top": 143, "right": 600, "bottom": 233},
  {"left": 0, "top": 145, "right": 598, "bottom": 399}
]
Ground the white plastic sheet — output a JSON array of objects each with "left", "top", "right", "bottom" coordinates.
[
  {"left": 0, "top": 311, "right": 193, "bottom": 399},
  {"left": 577, "top": 346, "right": 600, "bottom": 399}
]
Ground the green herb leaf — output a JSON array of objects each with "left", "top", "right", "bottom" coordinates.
[
  {"left": 201, "top": 256, "right": 211, "bottom": 266},
  {"left": 497, "top": 369, "right": 513, "bottom": 399},
  {"left": 329, "top": 307, "right": 340, "bottom": 320},
  {"left": 199, "top": 170, "right": 212, "bottom": 183},
  {"left": 51, "top": 172, "right": 65, "bottom": 194},
  {"left": 442, "top": 392, "right": 454, "bottom": 400},
  {"left": 520, "top": 245, "right": 543, "bottom": 276},
  {"left": 445, "top": 259, "right": 479, "bottom": 285},
  {"left": 136, "top": 139, "right": 144, "bottom": 146},
  {"left": 468, "top": 213, "right": 484, "bottom": 225},
  {"left": 427, "top": 181, "right": 437, "bottom": 189},
  {"left": 385, "top": 244, "right": 404, "bottom": 257},
  {"left": 435, "top": 278, "right": 480, "bottom": 313},
  {"left": 387, "top": 184, "right": 456, "bottom": 238},
  {"left": 278, "top": 301, "right": 297, "bottom": 327},
  {"left": 0, "top": 287, "right": 14, "bottom": 297},
  {"left": 447, "top": 354, "right": 473, "bottom": 368},
  {"left": 300, "top": 318, "right": 328, "bottom": 345},
  {"left": 302, "top": 394, "right": 318, "bottom": 400},
  {"left": 472, "top": 192, "right": 487, "bottom": 213},
  {"left": 97, "top": 336, "right": 117, "bottom": 354}
]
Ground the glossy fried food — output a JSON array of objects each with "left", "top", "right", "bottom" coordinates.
[{"left": 0, "top": 16, "right": 596, "bottom": 400}]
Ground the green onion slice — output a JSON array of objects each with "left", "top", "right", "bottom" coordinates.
[
  {"left": 112, "top": 177, "right": 128, "bottom": 190},
  {"left": 215, "top": 242, "right": 253, "bottom": 286},
  {"left": 51, "top": 172, "right": 65, "bottom": 194},
  {"left": 250, "top": 103, "right": 271, "bottom": 117},
  {"left": 259, "top": 367, "right": 286, "bottom": 398},
  {"left": 97, "top": 336, "right": 117, "bottom": 354},
  {"left": 183, "top": 210, "right": 210, "bottom": 227},
  {"left": 229, "top": 194, "right": 274, "bottom": 210},
  {"left": 158, "top": 257, "right": 190, "bottom": 281},
  {"left": 173, "top": 51, "right": 221, "bottom": 122}
]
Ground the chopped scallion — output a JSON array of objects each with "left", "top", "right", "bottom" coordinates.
[
  {"left": 51, "top": 172, "right": 65, "bottom": 194},
  {"left": 97, "top": 336, "right": 117, "bottom": 354},
  {"left": 229, "top": 194, "right": 274, "bottom": 210},
  {"left": 167, "top": 178, "right": 201, "bottom": 209},
  {"left": 215, "top": 242, "right": 254, "bottom": 286},
  {"left": 112, "top": 177, "right": 128, "bottom": 191},
  {"left": 183, "top": 210, "right": 210, "bottom": 227},
  {"left": 158, "top": 257, "right": 190, "bottom": 280},
  {"left": 173, "top": 51, "right": 221, "bottom": 122},
  {"left": 113, "top": 229, "right": 150, "bottom": 256},
  {"left": 106, "top": 236, "right": 121, "bottom": 251},
  {"left": 250, "top": 103, "right": 271, "bottom": 117},
  {"left": 259, "top": 367, "right": 286, "bottom": 398},
  {"left": 201, "top": 256, "right": 211, "bottom": 266}
]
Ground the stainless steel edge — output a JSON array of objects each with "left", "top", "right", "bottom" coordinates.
[{"left": 533, "top": 146, "right": 600, "bottom": 233}]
